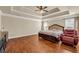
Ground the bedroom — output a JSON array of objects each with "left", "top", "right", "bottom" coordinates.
[{"left": 0, "top": 6, "right": 79, "bottom": 53}]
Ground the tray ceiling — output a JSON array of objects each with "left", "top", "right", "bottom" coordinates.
[{"left": 0, "top": 6, "right": 79, "bottom": 21}]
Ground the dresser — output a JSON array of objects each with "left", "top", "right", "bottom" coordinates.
[{"left": 0, "top": 31, "right": 8, "bottom": 53}]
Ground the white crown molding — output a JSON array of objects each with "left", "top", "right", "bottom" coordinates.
[
  {"left": 22, "top": 6, "right": 41, "bottom": 16},
  {"left": 43, "top": 13, "right": 79, "bottom": 21},
  {"left": 1, "top": 12, "right": 42, "bottom": 22},
  {"left": 2, "top": 6, "right": 79, "bottom": 22},
  {"left": 11, "top": 6, "right": 42, "bottom": 19},
  {"left": 42, "top": 10, "right": 69, "bottom": 19},
  {"left": 22, "top": 6, "right": 43, "bottom": 17},
  {"left": 42, "top": 8, "right": 60, "bottom": 16}
]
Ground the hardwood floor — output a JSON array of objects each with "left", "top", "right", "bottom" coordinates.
[{"left": 5, "top": 35, "right": 79, "bottom": 53}]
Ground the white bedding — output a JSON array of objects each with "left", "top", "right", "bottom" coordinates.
[
  {"left": 40, "top": 29, "right": 63, "bottom": 38},
  {"left": 51, "top": 30, "right": 63, "bottom": 37}
]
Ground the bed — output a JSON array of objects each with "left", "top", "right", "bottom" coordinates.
[{"left": 38, "top": 24, "right": 64, "bottom": 42}]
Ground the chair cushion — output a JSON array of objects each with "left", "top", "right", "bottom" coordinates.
[{"left": 62, "top": 36, "right": 74, "bottom": 42}]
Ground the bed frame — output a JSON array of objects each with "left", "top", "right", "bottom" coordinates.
[{"left": 39, "top": 24, "right": 64, "bottom": 42}]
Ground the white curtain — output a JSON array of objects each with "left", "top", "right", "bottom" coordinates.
[{"left": 41, "top": 21, "right": 48, "bottom": 31}]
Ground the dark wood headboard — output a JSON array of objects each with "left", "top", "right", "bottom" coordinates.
[{"left": 49, "top": 24, "right": 64, "bottom": 31}]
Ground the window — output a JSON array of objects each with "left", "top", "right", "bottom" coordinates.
[{"left": 65, "top": 18, "right": 75, "bottom": 29}]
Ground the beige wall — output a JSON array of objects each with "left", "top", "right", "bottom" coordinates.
[
  {"left": 0, "top": 6, "right": 11, "bottom": 13},
  {"left": 1, "top": 6, "right": 79, "bottom": 39},
  {"left": 1, "top": 15, "right": 41, "bottom": 39},
  {"left": 0, "top": 6, "right": 41, "bottom": 39},
  {"left": 47, "top": 19, "right": 65, "bottom": 27},
  {"left": 75, "top": 17, "right": 79, "bottom": 31},
  {"left": 0, "top": 11, "right": 1, "bottom": 31},
  {"left": 47, "top": 18, "right": 78, "bottom": 30}
]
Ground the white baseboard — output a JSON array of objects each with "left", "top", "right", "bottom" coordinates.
[{"left": 8, "top": 33, "right": 38, "bottom": 39}]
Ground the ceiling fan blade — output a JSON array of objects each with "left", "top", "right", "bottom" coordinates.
[
  {"left": 39, "top": 6, "right": 43, "bottom": 10},
  {"left": 43, "top": 10, "right": 48, "bottom": 12},
  {"left": 43, "top": 6, "right": 47, "bottom": 9},
  {"left": 35, "top": 6, "right": 48, "bottom": 13},
  {"left": 36, "top": 6, "right": 40, "bottom": 9}
]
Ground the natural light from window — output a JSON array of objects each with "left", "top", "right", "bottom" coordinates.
[{"left": 65, "top": 18, "right": 74, "bottom": 29}]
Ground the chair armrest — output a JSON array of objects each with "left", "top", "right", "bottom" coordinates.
[
  {"left": 73, "top": 35, "right": 78, "bottom": 38},
  {"left": 60, "top": 34, "right": 65, "bottom": 36},
  {"left": 60, "top": 34, "right": 70, "bottom": 37}
]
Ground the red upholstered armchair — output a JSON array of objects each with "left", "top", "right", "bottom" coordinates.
[{"left": 60, "top": 29, "right": 78, "bottom": 47}]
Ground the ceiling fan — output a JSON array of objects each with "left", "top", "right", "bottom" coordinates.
[{"left": 35, "top": 6, "right": 48, "bottom": 13}]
